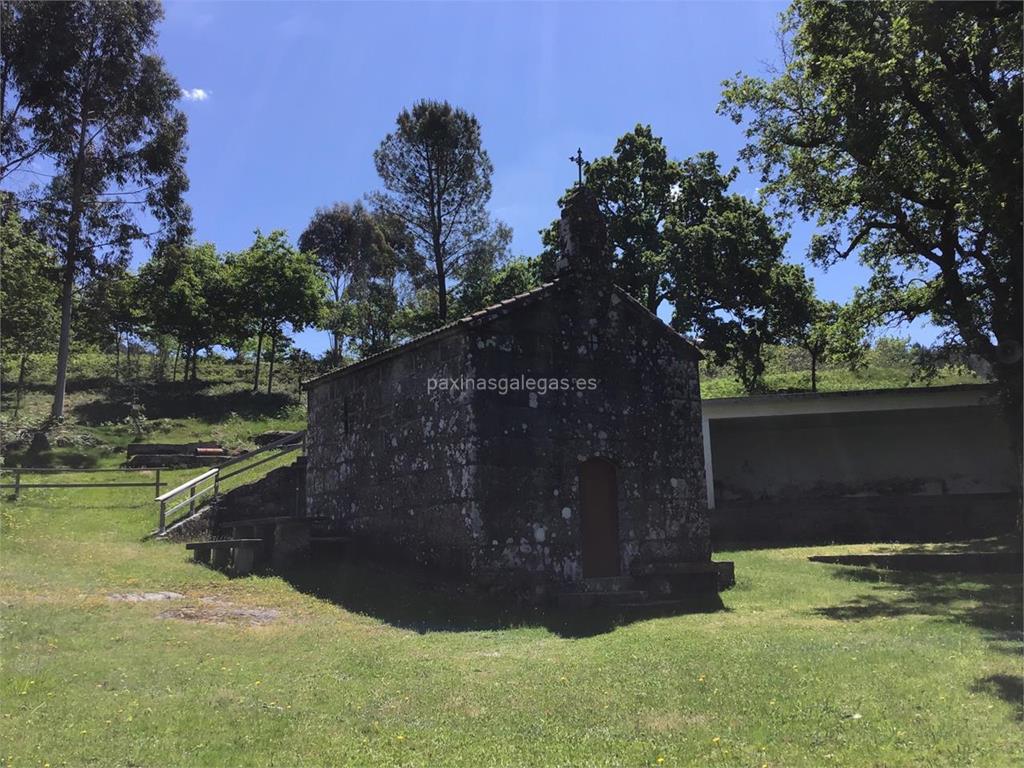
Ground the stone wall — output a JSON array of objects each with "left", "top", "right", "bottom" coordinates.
[
  {"left": 466, "top": 279, "right": 708, "bottom": 587},
  {"left": 305, "top": 277, "right": 709, "bottom": 590},
  {"left": 305, "top": 332, "right": 482, "bottom": 575}
]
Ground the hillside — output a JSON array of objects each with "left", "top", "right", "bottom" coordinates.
[
  {"left": 1, "top": 353, "right": 305, "bottom": 469},
  {"left": 699, "top": 342, "right": 982, "bottom": 399},
  {"left": 1, "top": 340, "right": 983, "bottom": 468}
]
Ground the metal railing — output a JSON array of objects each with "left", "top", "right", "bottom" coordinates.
[
  {"left": 1, "top": 466, "right": 166, "bottom": 497},
  {"left": 155, "top": 430, "right": 305, "bottom": 534}
]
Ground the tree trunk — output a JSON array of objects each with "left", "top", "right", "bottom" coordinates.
[
  {"left": 50, "top": 121, "right": 89, "bottom": 422},
  {"left": 810, "top": 353, "right": 818, "bottom": 392},
  {"left": 191, "top": 347, "right": 199, "bottom": 382},
  {"left": 435, "top": 262, "right": 447, "bottom": 323},
  {"left": 14, "top": 352, "right": 28, "bottom": 418},
  {"left": 51, "top": 256, "right": 77, "bottom": 420},
  {"left": 432, "top": 216, "right": 447, "bottom": 323},
  {"left": 171, "top": 344, "right": 180, "bottom": 382},
  {"left": 252, "top": 329, "right": 264, "bottom": 392},
  {"left": 114, "top": 332, "right": 121, "bottom": 381},
  {"left": 266, "top": 331, "right": 276, "bottom": 395},
  {"left": 125, "top": 332, "right": 132, "bottom": 383}
]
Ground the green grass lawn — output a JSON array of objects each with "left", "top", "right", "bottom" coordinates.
[{"left": 1, "top": 482, "right": 1020, "bottom": 767}]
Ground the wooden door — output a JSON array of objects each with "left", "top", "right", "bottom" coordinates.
[{"left": 579, "top": 458, "right": 620, "bottom": 577}]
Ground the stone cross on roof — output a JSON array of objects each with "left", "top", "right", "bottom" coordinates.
[{"left": 569, "top": 148, "right": 585, "bottom": 186}]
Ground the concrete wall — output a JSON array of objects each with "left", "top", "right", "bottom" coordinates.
[
  {"left": 704, "top": 387, "right": 1019, "bottom": 542},
  {"left": 711, "top": 406, "right": 1016, "bottom": 501}
]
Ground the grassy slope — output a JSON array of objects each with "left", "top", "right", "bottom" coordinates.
[
  {"left": 700, "top": 360, "right": 980, "bottom": 400},
  {"left": 1, "top": 483, "right": 1020, "bottom": 767},
  {"left": 2, "top": 353, "right": 305, "bottom": 469}
]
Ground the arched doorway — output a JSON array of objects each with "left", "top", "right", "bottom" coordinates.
[{"left": 579, "top": 457, "right": 620, "bottom": 577}]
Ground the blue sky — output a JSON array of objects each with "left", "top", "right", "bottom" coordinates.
[{"left": 159, "top": 1, "right": 938, "bottom": 354}]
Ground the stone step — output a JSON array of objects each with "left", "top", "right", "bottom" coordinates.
[
  {"left": 632, "top": 560, "right": 735, "bottom": 590},
  {"left": 615, "top": 599, "right": 688, "bottom": 613},
  {"left": 556, "top": 589, "right": 649, "bottom": 609},
  {"left": 578, "top": 576, "right": 638, "bottom": 593}
]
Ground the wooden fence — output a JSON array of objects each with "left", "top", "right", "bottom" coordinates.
[{"left": 0, "top": 466, "right": 166, "bottom": 498}]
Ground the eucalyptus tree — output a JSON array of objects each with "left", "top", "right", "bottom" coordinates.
[
  {"left": 298, "top": 201, "right": 392, "bottom": 356},
  {"left": 2, "top": 1, "right": 191, "bottom": 418}
]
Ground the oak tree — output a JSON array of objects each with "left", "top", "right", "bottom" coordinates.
[{"left": 720, "top": 0, "right": 1022, "bottom": 440}]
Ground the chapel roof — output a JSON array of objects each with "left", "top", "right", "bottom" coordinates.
[{"left": 302, "top": 275, "right": 700, "bottom": 389}]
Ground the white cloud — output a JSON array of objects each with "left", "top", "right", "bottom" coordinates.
[{"left": 180, "top": 88, "right": 210, "bottom": 102}]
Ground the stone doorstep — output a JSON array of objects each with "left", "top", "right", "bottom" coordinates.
[
  {"left": 578, "top": 576, "right": 638, "bottom": 593},
  {"left": 555, "top": 589, "right": 649, "bottom": 609},
  {"left": 631, "top": 560, "right": 736, "bottom": 589}
]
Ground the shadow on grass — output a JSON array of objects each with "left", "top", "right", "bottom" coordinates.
[
  {"left": 972, "top": 674, "right": 1024, "bottom": 721},
  {"left": 72, "top": 384, "right": 297, "bottom": 426},
  {"left": 1, "top": 448, "right": 102, "bottom": 469},
  {"left": 276, "top": 551, "right": 725, "bottom": 639},
  {"left": 813, "top": 557, "right": 1022, "bottom": 713},
  {"left": 814, "top": 566, "right": 1021, "bottom": 638},
  {"left": 808, "top": 551, "right": 1021, "bottom": 574},
  {"left": 718, "top": 534, "right": 1021, "bottom": 554}
]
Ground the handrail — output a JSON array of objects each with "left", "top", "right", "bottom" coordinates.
[
  {"left": 154, "top": 430, "right": 306, "bottom": 534},
  {"left": 218, "top": 429, "right": 305, "bottom": 470},
  {"left": 156, "top": 468, "right": 219, "bottom": 502}
]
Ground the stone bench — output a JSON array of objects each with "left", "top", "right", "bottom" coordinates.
[{"left": 186, "top": 538, "right": 264, "bottom": 576}]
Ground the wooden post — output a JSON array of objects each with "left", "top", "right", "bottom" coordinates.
[
  {"left": 13, "top": 471, "right": 21, "bottom": 499},
  {"left": 213, "top": 470, "right": 220, "bottom": 500},
  {"left": 159, "top": 499, "right": 167, "bottom": 534},
  {"left": 189, "top": 484, "right": 197, "bottom": 515},
  {"left": 154, "top": 468, "right": 161, "bottom": 497}
]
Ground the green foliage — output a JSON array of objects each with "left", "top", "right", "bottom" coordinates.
[
  {"left": 0, "top": 207, "right": 59, "bottom": 415},
  {"left": 542, "top": 127, "right": 815, "bottom": 393},
  {"left": 73, "top": 264, "right": 143, "bottom": 353},
  {"left": 782, "top": 292, "right": 871, "bottom": 391},
  {"left": 346, "top": 281, "right": 401, "bottom": 358},
  {"left": 2, "top": 0, "right": 191, "bottom": 419},
  {"left": 298, "top": 202, "right": 398, "bottom": 355},
  {"left": 701, "top": 337, "right": 981, "bottom": 398},
  {"left": 720, "top": 0, "right": 1022, "bottom": 422},
  {"left": 225, "top": 231, "right": 326, "bottom": 393},
  {"left": 582, "top": 125, "right": 684, "bottom": 311},
  {"left": 137, "top": 241, "right": 226, "bottom": 381},
  {"left": 0, "top": 207, "right": 58, "bottom": 356},
  {"left": 370, "top": 99, "right": 509, "bottom": 323},
  {"left": 454, "top": 256, "right": 544, "bottom": 316},
  {"left": 663, "top": 170, "right": 811, "bottom": 393}
]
